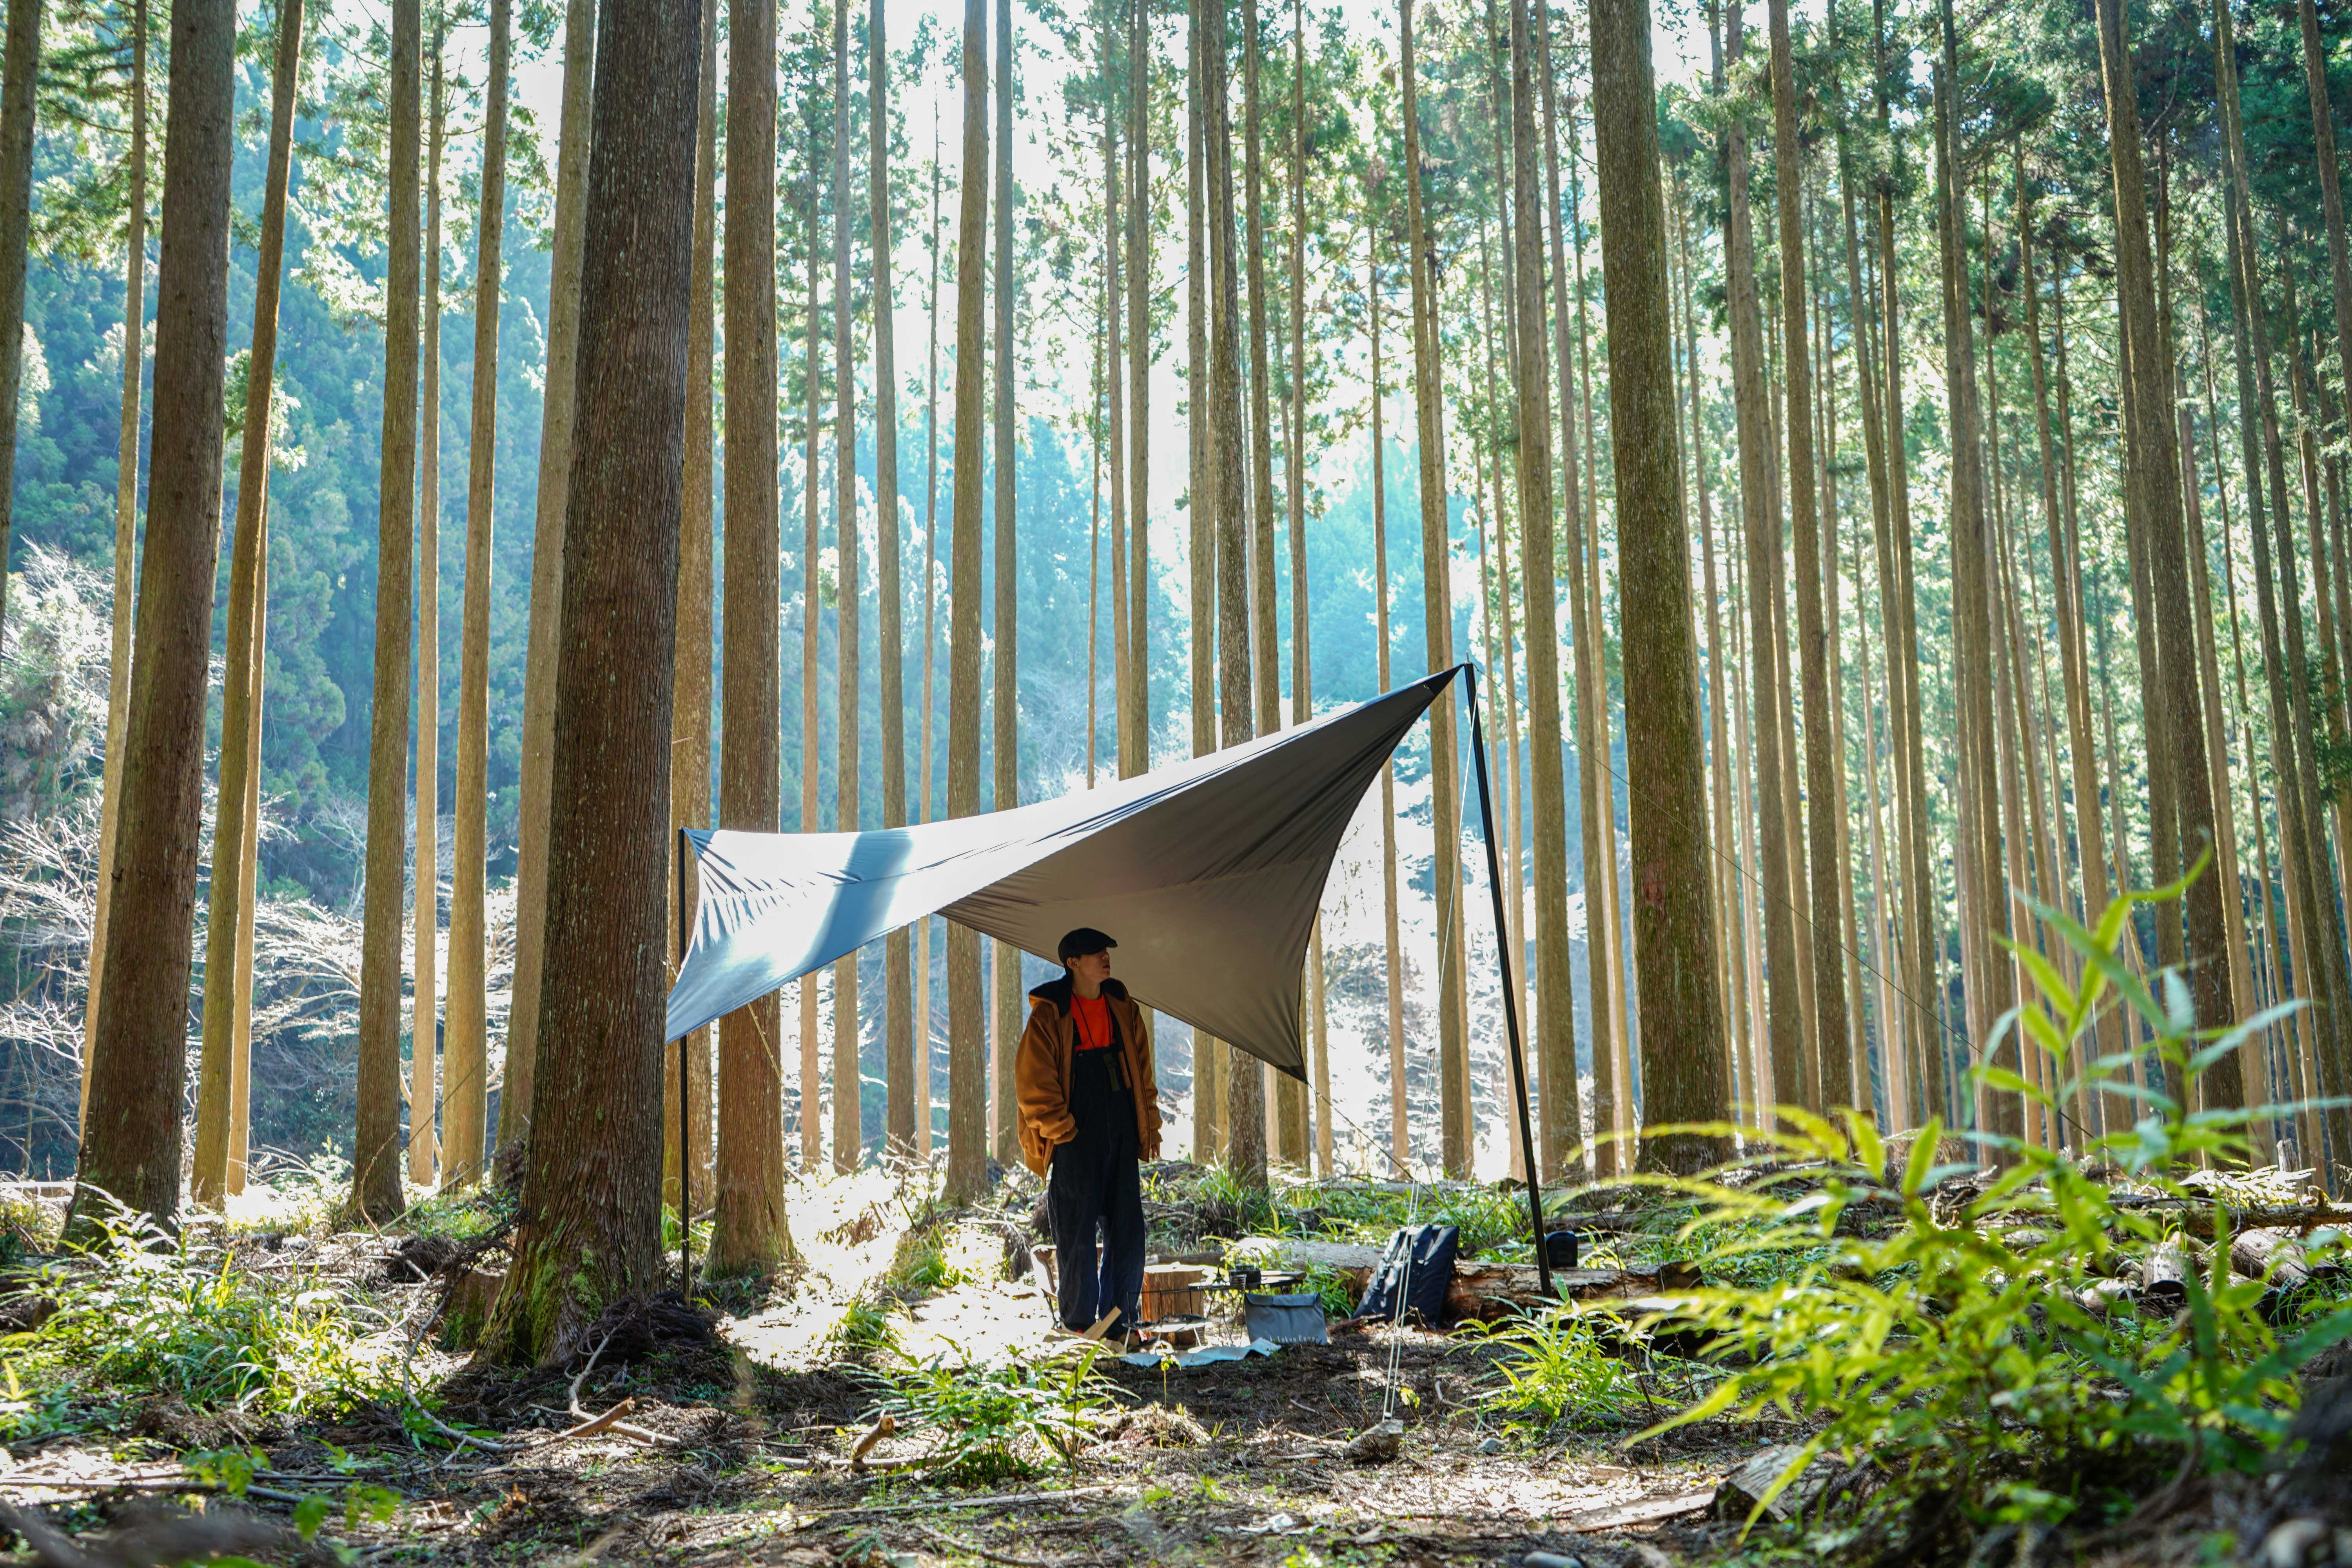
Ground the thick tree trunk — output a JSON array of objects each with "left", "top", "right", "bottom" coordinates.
[
  {"left": 501, "top": 0, "right": 595, "bottom": 1172},
  {"left": 2092, "top": 0, "right": 2234, "bottom": 1082},
  {"left": 1592, "top": 0, "right": 1725, "bottom": 1173},
  {"left": 447, "top": 0, "right": 510, "bottom": 1190},
  {"left": 711, "top": 0, "right": 785, "bottom": 1271},
  {"left": 191, "top": 0, "right": 301, "bottom": 1210},
  {"left": 83, "top": 0, "right": 147, "bottom": 1120},
  {"left": 945, "top": 0, "right": 991, "bottom": 1203},
  {"left": 662, "top": 0, "right": 714, "bottom": 1208},
  {"left": 874, "top": 0, "right": 911, "bottom": 1159},
  {"left": 67, "top": 0, "right": 235, "bottom": 1238},
  {"left": 483, "top": 0, "right": 702, "bottom": 1361},
  {"left": 354, "top": 0, "right": 423, "bottom": 1221}
]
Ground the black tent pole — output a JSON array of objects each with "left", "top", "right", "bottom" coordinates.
[
  {"left": 1464, "top": 666, "right": 1552, "bottom": 1298},
  {"left": 677, "top": 826, "right": 692, "bottom": 1301}
]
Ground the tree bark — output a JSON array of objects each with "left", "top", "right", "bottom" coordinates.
[
  {"left": 1209, "top": 0, "right": 1264, "bottom": 1182},
  {"left": 1128, "top": 0, "right": 1151, "bottom": 775},
  {"left": 833, "top": 0, "right": 862, "bottom": 1172},
  {"left": 83, "top": 0, "right": 147, "bottom": 1123},
  {"left": 1400, "top": 0, "right": 1464, "bottom": 1181},
  {"left": 0, "top": 0, "right": 43, "bottom": 646},
  {"left": 662, "top": 0, "right": 714, "bottom": 1208},
  {"left": 1187, "top": 0, "right": 1225, "bottom": 1167},
  {"left": 412, "top": 31, "right": 444, "bottom": 1190},
  {"left": 354, "top": 0, "right": 422, "bottom": 1221},
  {"left": 2092, "top": 0, "right": 2234, "bottom": 1081},
  {"left": 483, "top": 0, "right": 702, "bottom": 1360},
  {"left": 500, "top": 0, "right": 595, "bottom": 1172},
  {"left": 67, "top": 0, "right": 236, "bottom": 1238},
  {"left": 191, "top": 0, "right": 302, "bottom": 1210},
  {"left": 945, "top": 0, "right": 991, "bottom": 1203},
  {"left": 1767, "top": 0, "right": 1848, "bottom": 1115},
  {"left": 1592, "top": 0, "right": 1726, "bottom": 1173},
  {"left": 711, "top": 0, "right": 785, "bottom": 1272},
  {"left": 1720, "top": 0, "right": 1801, "bottom": 1122},
  {"left": 227, "top": 511, "right": 264, "bottom": 1193},
  {"left": 1368, "top": 214, "right": 1406, "bottom": 1176},
  {"left": 1517, "top": 0, "right": 1576, "bottom": 1184},
  {"left": 447, "top": 0, "right": 509, "bottom": 1190},
  {"left": 874, "top": 0, "right": 911, "bottom": 1159},
  {"left": 991, "top": 0, "right": 1021, "bottom": 1167}
]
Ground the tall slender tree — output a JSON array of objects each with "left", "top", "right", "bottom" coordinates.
[
  {"left": 946, "top": 0, "right": 992, "bottom": 1203},
  {"left": 500, "top": 0, "right": 595, "bottom": 1169},
  {"left": 874, "top": 0, "right": 912, "bottom": 1158},
  {"left": 447, "top": 0, "right": 510, "bottom": 1189},
  {"left": 67, "top": 0, "right": 237, "bottom": 1238},
  {"left": 833, "top": 0, "right": 862, "bottom": 1172},
  {"left": 713, "top": 0, "right": 787, "bottom": 1270},
  {"left": 353, "top": 0, "right": 423, "bottom": 1221},
  {"left": 191, "top": 0, "right": 303, "bottom": 1210},
  {"left": 412, "top": 29, "right": 445, "bottom": 1190},
  {"left": 0, "top": 0, "right": 42, "bottom": 646},
  {"left": 991, "top": 0, "right": 1022, "bottom": 1165}
]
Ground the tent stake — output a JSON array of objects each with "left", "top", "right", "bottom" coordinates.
[
  {"left": 677, "top": 827, "right": 692, "bottom": 1301},
  {"left": 1465, "top": 666, "right": 1552, "bottom": 1299}
]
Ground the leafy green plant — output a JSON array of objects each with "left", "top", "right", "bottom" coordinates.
[
  {"left": 7, "top": 1197, "right": 396, "bottom": 1433},
  {"left": 824, "top": 1299, "right": 902, "bottom": 1363},
  {"left": 877, "top": 1344, "right": 1114, "bottom": 1483},
  {"left": 1461, "top": 1305, "right": 1637, "bottom": 1434},
  {"left": 188, "top": 1446, "right": 399, "bottom": 1562},
  {"left": 1631, "top": 875, "right": 2352, "bottom": 1546}
]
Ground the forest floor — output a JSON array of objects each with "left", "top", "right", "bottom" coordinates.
[{"left": 0, "top": 1154, "right": 2346, "bottom": 1568}]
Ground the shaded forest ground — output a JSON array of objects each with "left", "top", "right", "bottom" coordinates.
[{"left": 0, "top": 1142, "right": 2344, "bottom": 1568}]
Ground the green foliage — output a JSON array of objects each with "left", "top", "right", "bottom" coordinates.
[
  {"left": 825, "top": 1299, "right": 903, "bottom": 1363},
  {"left": 877, "top": 1345, "right": 1115, "bottom": 1485},
  {"left": 188, "top": 1445, "right": 399, "bottom": 1558},
  {"left": 407, "top": 1182, "right": 519, "bottom": 1246},
  {"left": 4, "top": 1198, "right": 397, "bottom": 1436},
  {"left": 1145, "top": 1166, "right": 1535, "bottom": 1261},
  {"left": 1460, "top": 1306, "right": 1638, "bottom": 1435},
  {"left": 1632, "top": 878, "right": 2352, "bottom": 1544}
]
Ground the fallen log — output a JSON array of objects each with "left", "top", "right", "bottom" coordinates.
[
  {"left": 1443, "top": 1260, "right": 1704, "bottom": 1324},
  {"left": 2232, "top": 1227, "right": 2317, "bottom": 1291},
  {"left": 2141, "top": 1240, "right": 2190, "bottom": 1313}
]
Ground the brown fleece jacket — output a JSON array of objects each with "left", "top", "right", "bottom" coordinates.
[{"left": 1014, "top": 974, "right": 1162, "bottom": 1177}]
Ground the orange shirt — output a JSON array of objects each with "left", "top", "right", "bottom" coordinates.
[{"left": 1072, "top": 992, "right": 1114, "bottom": 1052}]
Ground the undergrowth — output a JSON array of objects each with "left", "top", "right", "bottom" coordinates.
[
  {"left": 876, "top": 1342, "right": 1114, "bottom": 1483},
  {"left": 1, "top": 1197, "right": 398, "bottom": 1440},
  {"left": 1629, "top": 875, "right": 2352, "bottom": 1559}
]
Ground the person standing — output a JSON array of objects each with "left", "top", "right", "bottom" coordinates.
[{"left": 1017, "top": 927, "right": 1160, "bottom": 1339}]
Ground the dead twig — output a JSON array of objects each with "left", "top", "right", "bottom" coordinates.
[{"left": 548, "top": 1327, "right": 675, "bottom": 1448}]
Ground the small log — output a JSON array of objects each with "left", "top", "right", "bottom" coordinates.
[
  {"left": 1714, "top": 1443, "right": 1862, "bottom": 1523},
  {"left": 2075, "top": 1278, "right": 2139, "bottom": 1317},
  {"left": 2141, "top": 1240, "right": 2190, "bottom": 1312},
  {"left": 2231, "top": 1228, "right": 2313, "bottom": 1292}
]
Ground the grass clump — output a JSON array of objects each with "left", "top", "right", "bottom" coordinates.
[
  {"left": 6, "top": 1198, "right": 396, "bottom": 1438},
  {"left": 1461, "top": 1305, "right": 1638, "bottom": 1435},
  {"left": 1635, "top": 876, "right": 2352, "bottom": 1554},
  {"left": 877, "top": 1345, "right": 1115, "bottom": 1483}
]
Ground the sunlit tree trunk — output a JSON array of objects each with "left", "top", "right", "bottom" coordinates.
[
  {"left": 1187, "top": 0, "right": 1227, "bottom": 1166},
  {"left": 1528, "top": 0, "right": 1579, "bottom": 1178},
  {"left": 1128, "top": 0, "right": 1151, "bottom": 776},
  {"left": 67, "top": 0, "right": 236, "bottom": 1238},
  {"left": 445, "top": 0, "right": 510, "bottom": 1190},
  {"left": 1400, "top": 0, "right": 1464, "bottom": 1181},
  {"left": 799, "top": 166, "right": 824, "bottom": 1169},
  {"left": 945, "top": 0, "right": 992, "bottom": 1203},
  {"left": 0, "top": 0, "right": 43, "bottom": 645},
  {"left": 663, "top": 0, "right": 714, "bottom": 1207},
  {"left": 192, "top": 0, "right": 302, "bottom": 1210},
  {"left": 919, "top": 112, "right": 943, "bottom": 1158},
  {"left": 227, "top": 510, "right": 265, "bottom": 1194},
  {"left": 483, "top": 0, "right": 706, "bottom": 1359},
  {"left": 1591, "top": 0, "right": 1725, "bottom": 1172},
  {"left": 831, "top": 0, "right": 864, "bottom": 1172},
  {"left": 990, "top": 0, "right": 1022, "bottom": 1167},
  {"left": 869, "top": 0, "right": 910, "bottom": 1159},
  {"left": 411, "top": 31, "right": 444, "bottom": 1190},
  {"left": 711, "top": 0, "right": 785, "bottom": 1272},
  {"left": 83, "top": 0, "right": 148, "bottom": 1127},
  {"left": 1719, "top": 0, "right": 1800, "bottom": 1123},
  {"left": 1107, "top": 31, "right": 1127, "bottom": 785},
  {"left": 501, "top": 0, "right": 595, "bottom": 1172},
  {"left": 1367, "top": 215, "right": 1406, "bottom": 1176},
  {"left": 354, "top": 0, "right": 423, "bottom": 1221}
]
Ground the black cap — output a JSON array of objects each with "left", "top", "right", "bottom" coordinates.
[{"left": 1057, "top": 927, "right": 1118, "bottom": 964}]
